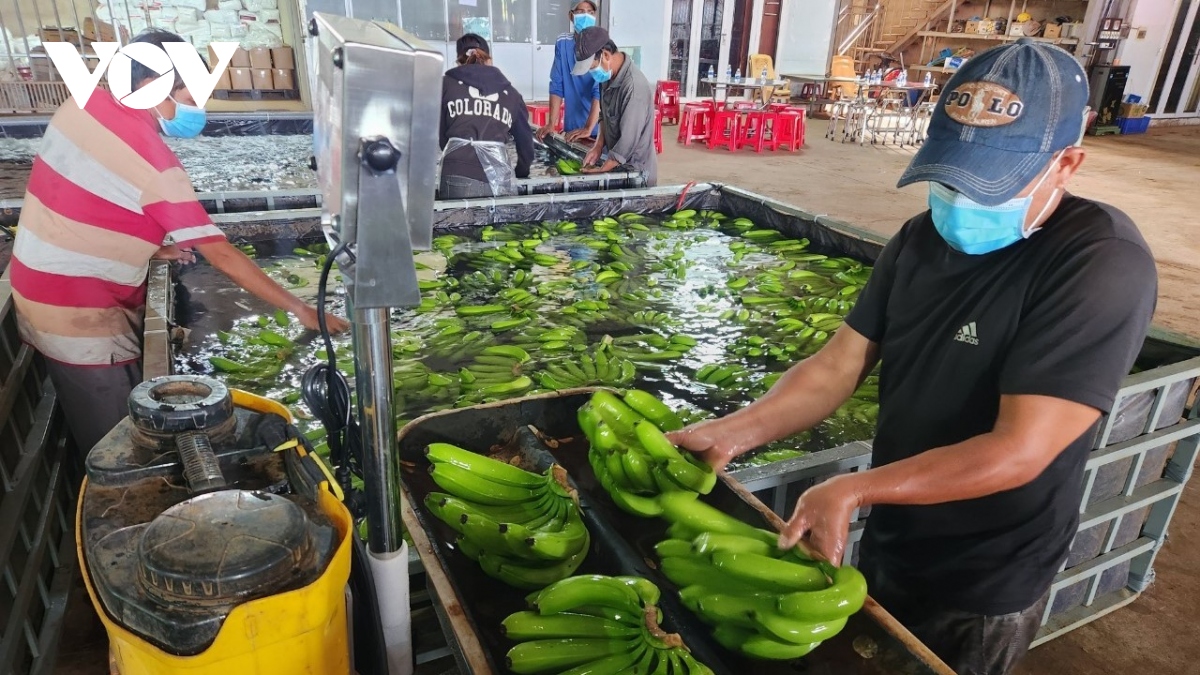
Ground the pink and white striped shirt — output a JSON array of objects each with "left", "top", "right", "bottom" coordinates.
[{"left": 10, "top": 89, "right": 225, "bottom": 366}]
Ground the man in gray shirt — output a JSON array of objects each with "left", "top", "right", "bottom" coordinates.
[{"left": 573, "top": 27, "right": 658, "bottom": 186}]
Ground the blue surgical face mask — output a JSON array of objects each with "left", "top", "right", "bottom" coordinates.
[
  {"left": 157, "top": 97, "right": 207, "bottom": 138},
  {"left": 589, "top": 56, "right": 612, "bottom": 84},
  {"left": 928, "top": 153, "right": 1063, "bottom": 255},
  {"left": 573, "top": 13, "right": 597, "bottom": 32}
]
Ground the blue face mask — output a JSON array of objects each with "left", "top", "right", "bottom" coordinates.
[
  {"left": 928, "top": 156, "right": 1061, "bottom": 255},
  {"left": 158, "top": 97, "right": 207, "bottom": 138},
  {"left": 589, "top": 57, "right": 612, "bottom": 84},
  {"left": 573, "top": 13, "right": 597, "bottom": 32}
]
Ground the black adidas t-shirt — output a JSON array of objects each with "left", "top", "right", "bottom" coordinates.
[{"left": 845, "top": 194, "right": 1158, "bottom": 615}]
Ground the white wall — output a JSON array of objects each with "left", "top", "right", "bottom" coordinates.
[
  {"left": 607, "top": 0, "right": 671, "bottom": 82},
  {"left": 774, "top": 0, "right": 838, "bottom": 76},
  {"left": 1116, "top": 0, "right": 1183, "bottom": 100}
]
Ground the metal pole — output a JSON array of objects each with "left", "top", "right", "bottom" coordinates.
[{"left": 353, "top": 307, "right": 403, "bottom": 554}]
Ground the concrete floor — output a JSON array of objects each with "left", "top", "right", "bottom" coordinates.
[
  {"left": 53, "top": 123, "right": 1200, "bottom": 674},
  {"left": 662, "top": 120, "right": 1200, "bottom": 675}
]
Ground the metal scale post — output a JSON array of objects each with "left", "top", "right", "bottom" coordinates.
[{"left": 308, "top": 12, "right": 442, "bottom": 674}]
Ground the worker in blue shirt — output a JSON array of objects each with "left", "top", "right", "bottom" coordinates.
[{"left": 535, "top": 0, "right": 602, "bottom": 143}]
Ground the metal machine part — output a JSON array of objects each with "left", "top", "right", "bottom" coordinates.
[
  {"left": 80, "top": 376, "right": 340, "bottom": 656},
  {"left": 308, "top": 12, "right": 441, "bottom": 556}
]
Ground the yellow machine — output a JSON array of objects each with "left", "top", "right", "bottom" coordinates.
[{"left": 77, "top": 376, "right": 353, "bottom": 674}]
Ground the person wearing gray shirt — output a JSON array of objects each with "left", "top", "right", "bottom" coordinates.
[{"left": 572, "top": 26, "right": 658, "bottom": 187}]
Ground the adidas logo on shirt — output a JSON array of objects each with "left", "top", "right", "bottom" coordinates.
[{"left": 954, "top": 322, "right": 980, "bottom": 346}]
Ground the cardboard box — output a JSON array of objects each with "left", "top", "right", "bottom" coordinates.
[
  {"left": 1009, "top": 22, "right": 1027, "bottom": 36},
  {"left": 215, "top": 69, "right": 233, "bottom": 91},
  {"left": 1120, "top": 102, "right": 1149, "bottom": 118},
  {"left": 976, "top": 19, "right": 996, "bottom": 35},
  {"left": 272, "top": 68, "right": 295, "bottom": 90},
  {"left": 84, "top": 17, "right": 128, "bottom": 43},
  {"left": 248, "top": 47, "right": 273, "bottom": 69},
  {"left": 209, "top": 45, "right": 252, "bottom": 68},
  {"left": 251, "top": 68, "right": 273, "bottom": 89},
  {"left": 271, "top": 47, "right": 295, "bottom": 70},
  {"left": 965, "top": 20, "right": 982, "bottom": 34},
  {"left": 229, "top": 67, "right": 253, "bottom": 90},
  {"left": 1043, "top": 23, "right": 1062, "bottom": 39}
]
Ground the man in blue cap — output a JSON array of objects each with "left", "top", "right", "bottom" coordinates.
[
  {"left": 669, "top": 40, "right": 1158, "bottom": 673},
  {"left": 534, "top": 0, "right": 601, "bottom": 143}
]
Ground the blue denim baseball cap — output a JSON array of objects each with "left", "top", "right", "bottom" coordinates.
[{"left": 897, "top": 39, "right": 1090, "bottom": 206}]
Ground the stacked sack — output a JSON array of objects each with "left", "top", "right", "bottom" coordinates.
[{"left": 94, "top": 0, "right": 284, "bottom": 51}]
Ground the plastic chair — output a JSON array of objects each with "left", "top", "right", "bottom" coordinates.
[
  {"left": 830, "top": 56, "right": 860, "bottom": 99},
  {"left": 654, "top": 107, "right": 664, "bottom": 154},
  {"left": 527, "top": 103, "right": 550, "bottom": 127},
  {"left": 748, "top": 54, "right": 791, "bottom": 105},
  {"left": 656, "top": 80, "right": 681, "bottom": 125},
  {"left": 740, "top": 110, "right": 777, "bottom": 153},
  {"left": 771, "top": 110, "right": 806, "bottom": 151},
  {"left": 556, "top": 105, "right": 565, "bottom": 132},
  {"left": 707, "top": 108, "right": 742, "bottom": 151},
  {"left": 677, "top": 103, "right": 711, "bottom": 146}
]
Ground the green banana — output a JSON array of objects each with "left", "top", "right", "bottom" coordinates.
[
  {"left": 777, "top": 564, "right": 868, "bottom": 621},
  {"left": 482, "top": 543, "right": 588, "bottom": 589},
  {"left": 425, "top": 443, "right": 542, "bottom": 488},
  {"left": 660, "top": 556, "right": 762, "bottom": 594},
  {"left": 501, "top": 611, "right": 638, "bottom": 640},
  {"left": 534, "top": 575, "right": 644, "bottom": 616},
  {"left": 653, "top": 538, "right": 694, "bottom": 559},
  {"left": 712, "top": 625, "right": 820, "bottom": 660},
  {"left": 613, "top": 576, "right": 661, "bottom": 605},
  {"left": 556, "top": 649, "right": 642, "bottom": 675},
  {"left": 661, "top": 456, "right": 717, "bottom": 494},
  {"left": 622, "top": 390, "right": 684, "bottom": 431},
  {"left": 752, "top": 612, "right": 847, "bottom": 645},
  {"left": 619, "top": 449, "right": 658, "bottom": 494},
  {"left": 658, "top": 493, "right": 776, "bottom": 544},
  {"left": 709, "top": 551, "right": 828, "bottom": 592},
  {"left": 692, "top": 532, "right": 774, "bottom": 557},
  {"left": 505, "top": 637, "right": 635, "bottom": 674},
  {"left": 428, "top": 463, "right": 539, "bottom": 505}
]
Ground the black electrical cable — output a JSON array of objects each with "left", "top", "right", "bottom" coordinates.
[{"left": 301, "top": 239, "right": 364, "bottom": 515}]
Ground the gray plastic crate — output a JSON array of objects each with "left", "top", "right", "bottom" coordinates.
[
  {"left": 727, "top": 331, "right": 1200, "bottom": 647},
  {"left": 0, "top": 280, "right": 77, "bottom": 675}
]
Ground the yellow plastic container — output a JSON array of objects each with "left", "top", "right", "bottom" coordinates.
[{"left": 77, "top": 390, "right": 353, "bottom": 675}]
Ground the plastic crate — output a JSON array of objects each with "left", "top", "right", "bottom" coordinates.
[
  {"left": 727, "top": 330, "right": 1200, "bottom": 648},
  {"left": 1117, "top": 116, "right": 1151, "bottom": 134},
  {"left": 0, "top": 280, "right": 78, "bottom": 675}
]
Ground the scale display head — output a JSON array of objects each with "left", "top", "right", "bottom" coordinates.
[{"left": 308, "top": 13, "right": 442, "bottom": 309}]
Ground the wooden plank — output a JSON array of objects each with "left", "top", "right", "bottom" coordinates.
[{"left": 400, "top": 488, "right": 495, "bottom": 675}]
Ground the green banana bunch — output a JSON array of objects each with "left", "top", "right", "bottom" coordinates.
[
  {"left": 538, "top": 345, "right": 636, "bottom": 390},
  {"left": 506, "top": 574, "right": 714, "bottom": 675},
  {"left": 423, "top": 443, "right": 589, "bottom": 589},
  {"left": 694, "top": 363, "right": 752, "bottom": 390},
  {"left": 607, "top": 334, "right": 695, "bottom": 369},
  {"left": 556, "top": 158, "right": 583, "bottom": 175},
  {"left": 654, "top": 493, "right": 868, "bottom": 661},
  {"left": 580, "top": 391, "right": 716, "bottom": 519},
  {"left": 458, "top": 346, "right": 536, "bottom": 402}
]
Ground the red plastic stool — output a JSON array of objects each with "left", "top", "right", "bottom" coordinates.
[
  {"left": 527, "top": 103, "right": 550, "bottom": 127},
  {"left": 771, "top": 110, "right": 806, "bottom": 151},
  {"left": 740, "top": 110, "right": 778, "bottom": 153},
  {"left": 656, "top": 80, "right": 682, "bottom": 125},
  {"left": 654, "top": 107, "right": 664, "bottom": 154},
  {"left": 707, "top": 109, "right": 743, "bottom": 151},
  {"left": 555, "top": 105, "right": 565, "bottom": 132},
  {"left": 677, "top": 103, "right": 711, "bottom": 146}
]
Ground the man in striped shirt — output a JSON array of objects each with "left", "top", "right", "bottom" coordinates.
[{"left": 9, "top": 30, "right": 349, "bottom": 454}]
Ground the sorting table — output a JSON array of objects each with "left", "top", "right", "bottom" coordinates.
[{"left": 700, "top": 77, "right": 792, "bottom": 108}]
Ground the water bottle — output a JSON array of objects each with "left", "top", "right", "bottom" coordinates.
[
  {"left": 898, "top": 70, "right": 907, "bottom": 87},
  {"left": 760, "top": 66, "right": 768, "bottom": 83},
  {"left": 923, "top": 71, "right": 932, "bottom": 87},
  {"left": 735, "top": 68, "right": 742, "bottom": 81},
  {"left": 709, "top": 65, "right": 715, "bottom": 80},
  {"left": 725, "top": 65, "right": 731, "bottom": 81}
]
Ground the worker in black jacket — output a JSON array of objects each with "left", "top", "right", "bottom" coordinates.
[{"left": 439, "top": 34, "right": 535, "bottom": 199}]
